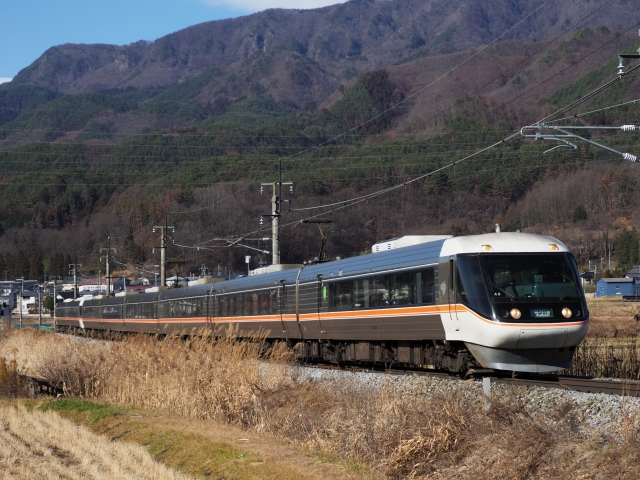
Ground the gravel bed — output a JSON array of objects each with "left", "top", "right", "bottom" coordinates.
[{"left": 294, "top": 366, "right": 640, "bottom": 437}]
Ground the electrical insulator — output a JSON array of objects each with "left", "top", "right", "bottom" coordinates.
[
  {"left": 289, "top": 185, "right": 293, "bottom": 193},
  {"left": 622, "top": 152, "right": 637, "bottom": 162},
  {"left": 260, "top": 185, "right": 263, "bottom": 194},
  {"left": 288, "top": 201, "right": 293, "bottom": 211},
  {"left": 621, "top": 125, "right": 637, "bottom": 131},
  {"left": 260, "top": 217, "right": 263, "bottom": 225}
]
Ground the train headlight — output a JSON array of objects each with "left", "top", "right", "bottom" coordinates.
[
  {"left": 562, "top": 307, "right": 572, "bottom": 318},
  {"left": 509, "top": 308, "right": 522, "bottom": 319}
]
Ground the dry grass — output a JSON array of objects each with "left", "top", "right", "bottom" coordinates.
[
  {"left": 586, "top": 297, "right": 640, "bottom": 339},
  {"left": 0, "top": 403, "right": 189, "bottom": 479},
  {"left": 2, "top": 328, "right": 640, "bottom": 478},
  {"left": 562, "top": 298, "right": 640, "bottom": 379}
]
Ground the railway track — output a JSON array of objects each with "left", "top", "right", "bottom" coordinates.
[{"left": 309, "top": 363, "right": 640, "bottom": 397}]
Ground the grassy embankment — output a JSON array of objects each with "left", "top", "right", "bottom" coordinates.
[{"left": 1, "top": 327, "right": 640, "bottom": 478}]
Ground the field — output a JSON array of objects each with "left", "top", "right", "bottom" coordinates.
[
  {"left": 1, "top": 327, "right": 640, "bottom": 479},
  {"left": 0, "top": 401, "right": 190, "bottom": 479},
  {"left": 567, "top": 298, "right": 640, "bottom": 379}
]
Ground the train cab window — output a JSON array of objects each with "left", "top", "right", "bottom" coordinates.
[
  {"left": 390, "top": 272, "right": 412, "bottom": 305},
  {"left": 455, "top": 255, "right": 493, "bottom": 319},
  {"left": 415, "top": 269, "right": 435, "bottom": 305}
]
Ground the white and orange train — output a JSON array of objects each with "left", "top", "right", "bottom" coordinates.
[{"left": 56, "top": 232, "right": 589, "bottom": 373}]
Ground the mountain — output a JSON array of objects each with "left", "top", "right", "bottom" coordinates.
[
  {"left": 7, "top": 0, "right": 633, "bottom": 94},
  {"left": 0, "top": 0, "right": 640, "bottom": 276}
]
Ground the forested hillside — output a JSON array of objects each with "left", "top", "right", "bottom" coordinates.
[{"left": 0, "top": 0, "right": 640, "bottom": 279}]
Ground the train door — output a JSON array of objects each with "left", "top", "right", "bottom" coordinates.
[
  {"left": 316, "top": 274, "right": 325, "bottom": 334},
  {"left": 207, "top": 286, "right": 215, "bottom": 330},
  {"left": 278, "top": 280, "right": 288, "bottom": 335},
  {"left": 447, "top": 257, "right": 460, "bottom": 331},
  {"left": 120, "top": 299, "right": 126, "bottom": 331}
]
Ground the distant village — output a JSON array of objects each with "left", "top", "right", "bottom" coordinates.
[{"left": 0, "top": 272, "right": 232, "bottom": 316}]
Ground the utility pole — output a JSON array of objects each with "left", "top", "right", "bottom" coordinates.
[
  {"left": 100, "top": 237, "right": 116, "bottom": 297},
  {"left": 69, "top": 260, "right": 82, "bottom": 300},
  {"left": 260, "top": 160, "right": 292, "bottom": 265},
  {"left": 38, "top": 285, "right": 42, "bottom": 327},
  {"left": 153, "top": 216, "right": 175, "bottom": 287},
  {"left": 19, "top": 277, "right": 23, "bottom": 329}
]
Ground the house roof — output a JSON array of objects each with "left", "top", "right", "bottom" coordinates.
[
  {"left": 627, "top": 266, "right": 640, "bottom": 276},
  {"left": 598, "top": 278, "right": 634, "bottom": 283}
]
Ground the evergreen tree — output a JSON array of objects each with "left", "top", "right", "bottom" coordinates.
[
  {"left": 12, "top": 250, "right": 30, "bottom": 279},
  {"left": 64, "top": 253, "right": 72, "bottom": 278},
  {"left": 616, "top": 228, "right": 639, "bottom": 273},
  {"left": 28, "top": 251, "right": 44, "bottom": 280},
  {"left": 124, "top": 232, "right": 145, "bottom": 263}
]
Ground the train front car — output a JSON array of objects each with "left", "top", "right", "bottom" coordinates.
[{"left": 441, "top": 232, "right": 589, "bottom": 372}]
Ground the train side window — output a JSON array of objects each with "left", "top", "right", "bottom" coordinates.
[
  {"left": 415, "top": 269, "right": 435, "bottom": 305},
  {"left": 244, "top": 294, "right": 252, "bottom": 316},
  {"left": 330, "top": 281, "right": 352, "bottom": 311},
  {"left": 229, "top": 296, "right": 236, "bottom": 317},
  {"left": 235, "top": 294, "right": 244, "bottom": 316},
  {"left": 352, "top": 279, "right": 369, "bottom": 309},
  {"left": 390, "top": 272, "right": 412, "bottom": 305},
  {"left": 251, "top": 292, "right": 259, "bottom": 315},
  {"left": 258, "top": 291, "right": 269, "bottom": 315},
  {"left": 369, "top": 275, "right": 390, "bottom": 308},
  {"left": 269, "top": 289, "right": 278, "bottom": 314}
]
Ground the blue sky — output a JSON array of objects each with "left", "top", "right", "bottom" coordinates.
[{"left": 0, "top": 0, "right": 344, "bottom": 83}]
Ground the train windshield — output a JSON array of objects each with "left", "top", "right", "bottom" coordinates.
[{"left": 480, "top": 253, "right": 581, "bottom": 300}]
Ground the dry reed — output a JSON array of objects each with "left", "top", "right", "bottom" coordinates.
[
  {"left": 2, "top": 328, "right": 640, "bottom": 477},
  {"left": 567, "top": 338, "right": 640, "bottom": 380}
]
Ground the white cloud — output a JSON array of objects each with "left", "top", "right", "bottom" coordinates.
[
  {"left": 0, "top": 78, "right": 12, "bottom": 84},
  {"left": 198, "top": 0, "right": 347, "bottom": 13}
]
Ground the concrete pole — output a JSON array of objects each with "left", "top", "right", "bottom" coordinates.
[
  {"left": 38, "top": 286, "right": 42, "bottom": 327},
  {"left": 272, "top": 183, "right": 279, "bottom": 265},
  {"left": 161, "top": 227, "right": 166, "bottom": 287},
  {"left": 72, "top": 265, "right": 77, "bottom": 300},
  {"left": 106, "top": 244, "right": 111, "bottom": 297},
  {"left": 19, "top": 278, "right": 23, "bottom": 329}
]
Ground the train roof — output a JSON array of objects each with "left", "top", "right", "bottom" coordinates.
[
  {"left": 215, "top": 237, "right": 447, "bottom": 292},
  {"left": 58, "top": 232, "right": 571, "bottom": 306},
  {"left": 440, "top": 232, "right": 569, "bottom": 256}
]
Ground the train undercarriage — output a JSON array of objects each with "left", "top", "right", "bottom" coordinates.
[{"left": 290, "top": 339, "right": 479, "bottom": 373}]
